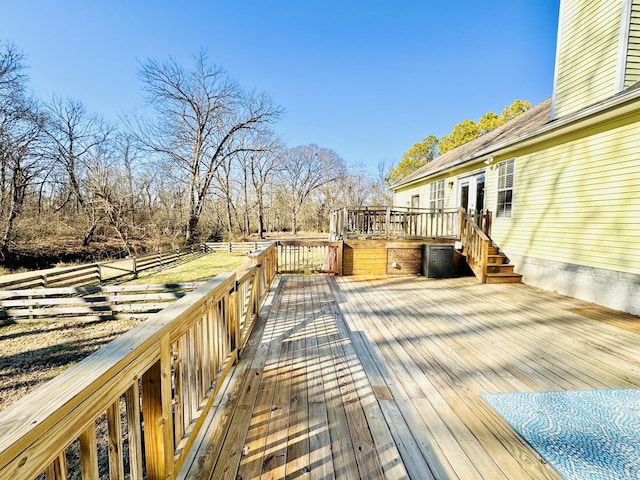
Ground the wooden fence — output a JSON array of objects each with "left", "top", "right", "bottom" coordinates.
[
  {"left": 330, "top": 206, "right": 459, "bottom": 239},
  {"left": 0, "top": 248, "right": 204, "bottom": 290},
  {"left": 0, "top": 283, "right": 201, "bottom": 323},
  {"left": 0, "top": 243, "right": 277, "bottom": 480}
]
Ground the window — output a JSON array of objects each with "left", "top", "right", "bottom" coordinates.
[
  {"left": 496, "top": 159, "right": 515, "bottom": 218},
  {"left": 430, "top": 179, "right": 444, "bottom": 210},
  {"left": 411, "top": 195, "right": 420, "bottom": 209}
]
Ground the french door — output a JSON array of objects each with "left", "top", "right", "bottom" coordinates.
[{"left": 458, "top": 172, "right": 485, "bottom": 213}]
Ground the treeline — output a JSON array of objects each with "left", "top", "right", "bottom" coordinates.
[
  {"left": 389, "top": 100, "right": 532, "bottom": 183},
  {"left": 0, "top": 43, "right": 391, "bottom": 262}
]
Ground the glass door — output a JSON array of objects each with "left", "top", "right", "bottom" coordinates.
[{"left": 458, "top": 173, "right": 485, "bottom": 213}]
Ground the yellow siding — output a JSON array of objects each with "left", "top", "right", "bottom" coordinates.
[
  {"left": 394, "top": 181, "right": 429, "bottom": 207},
  {"left": 554, "top": 0, "right": 622, "bottom": 117},
  {"left": 489, "top": 114, "right": 640, "bottom": 275},
  {"left": 394, "top": 175, "right": 458, "bottom": 210},
  {"left": 625, "top": 0, "right": 640, "bottom": 87}
]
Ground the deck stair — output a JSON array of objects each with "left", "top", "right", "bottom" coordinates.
[{"left": 484, "top": 245, "right": 522, "bottom": 284}]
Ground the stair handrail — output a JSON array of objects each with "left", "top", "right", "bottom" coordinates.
[{"left": 458, "top": 208, "right": 491, "bottom": 283}]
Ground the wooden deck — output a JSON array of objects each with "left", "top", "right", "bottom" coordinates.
[{"left": 179, "top": 274, "right": 640, "bottom": 480}]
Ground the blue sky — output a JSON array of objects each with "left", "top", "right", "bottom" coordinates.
[{"left": 1, "top": 1, "right": 561, "bottom": 174}]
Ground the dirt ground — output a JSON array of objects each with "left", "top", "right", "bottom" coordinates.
[{"left": 0, "top": 316, "right": 143, "bottom": 412}]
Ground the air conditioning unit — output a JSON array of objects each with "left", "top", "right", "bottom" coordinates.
[{"left": 422, "top": 244, "right": 454, "bottom": 278}]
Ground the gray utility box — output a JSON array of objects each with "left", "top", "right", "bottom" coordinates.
[{"left": 422, "top": 244, "right": 454, "bottom": 278}]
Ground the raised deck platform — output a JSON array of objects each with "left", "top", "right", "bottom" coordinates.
[{"left": 180, "top": 274, "right": 640, "bottom": 479}]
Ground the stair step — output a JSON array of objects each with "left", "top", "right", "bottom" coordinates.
[
  {"left": 488, "top": 254, "right": 506, "bottom": 264},
  {"left": 487, "top": 263, "right": 515, "bottom": 274},
  {"left": 486, "top": 272, "right": 523, "bottom": 284}
]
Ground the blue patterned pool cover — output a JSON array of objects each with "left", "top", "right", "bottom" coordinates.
[{"left": 482, "top": 388, "right": 640, "bottom": 480}]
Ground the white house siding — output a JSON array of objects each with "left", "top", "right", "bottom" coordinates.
[
  {"left": 553, "top": 0, "right": 622, "bottom": 117},
  {"left": 489, "top": 114, "right": 640, "bottom": 314}
]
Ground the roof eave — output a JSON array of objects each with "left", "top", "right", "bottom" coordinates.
[{"left": 391, "top": 88, "right": 640, "bottom": 190}]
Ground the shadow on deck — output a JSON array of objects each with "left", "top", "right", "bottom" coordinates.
[{"left": 179, "top": 274, "right": 640, "bottom": 480}]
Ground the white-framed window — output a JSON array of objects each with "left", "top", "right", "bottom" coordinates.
[
  {"left": 430, "top": 179, "right": 444, "bottom": 210},
  {"left": 496, "top": 159, "right": 515, "bottom": 218},
  {"left": 411, "top": 194, "right": 420, "bottom": 209}
]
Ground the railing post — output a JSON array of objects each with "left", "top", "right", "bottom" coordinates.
[
  {"left": 458, "top": 207, "right": 466, "bottom": 241},
  {"left": 342, "top": 207, "right": 348, "bottom": 238},
  {"left": 485, "top": 210, "right": 492, "bottom": 237},
  {"left": 385, "top": 207, "right": 391, "bottom": 239},
  {"left": 337, "top": 241, "right": 344, "bottom": 276},
  {"left": 251, "top": 255, "right": 262, "bottom": 315},
  {"left": 480, "top": 240, "right": 489, "bottom": 283},
  {"left": 141, "top": 336, "right": 175, "bottom": 480},
  {"left": 230, "top": 280, "right": 241, "bottom": 355}
]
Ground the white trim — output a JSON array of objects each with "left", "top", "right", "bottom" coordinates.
[
  {"left": 429, "top": 179, "right": 445, "bottom": 210},
  {"left": 456, "top": 169, "right": 486, "bottom": 212},
  {"left": 551, "top": 0, "right": 567, "bottom": 119},
  {"left": 496, "top": 159, "right": 515, "bottom": 219},
  {"left": 616, "top": 0, "right": 634, "bottom": 91}
]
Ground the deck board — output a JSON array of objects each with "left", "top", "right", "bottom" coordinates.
[{"left": 181, "top": 274, "right": 640, "bottom": 480}]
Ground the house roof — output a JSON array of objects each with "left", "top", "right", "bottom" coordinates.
[
  {"left": 392, "top": 79, "right": 640, "bottom": 191},
  {"left": 392, "top": 98, "right": 553, "bottom": 190}
]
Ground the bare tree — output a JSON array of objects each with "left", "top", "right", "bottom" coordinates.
[
  {"left": 87, "top": 139, "right": 138, "bottom": 254},
  {"left": 0, "top": 42, "right": 48, "bottom": 257},
  {"left": 249, "top": 135, "right": 283, "bottom": 238},
  {"left": 277, "top": 145, "right": 345, "bottom": 234},
  {"left": 44, "top": 97, "right": 113, "bottom": 245},
  {"left": 136, "top": 51, "right": 283, "bottom": 242}
]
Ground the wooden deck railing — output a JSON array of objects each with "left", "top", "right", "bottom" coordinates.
[
  {"left": 458, "top": 208, "right": 492, "bottom": 283},
  {"left": 0, "top": 242, "right": 277, "bottom": 480},
  {"left": 204, "top": 241, "right": 271, "bottom": 254},
  {"left": 330, "top": 206, "right": 459, "bottom": 239},
  {"left": 277, "top": 240, "right": 343, "bottom": 275}
]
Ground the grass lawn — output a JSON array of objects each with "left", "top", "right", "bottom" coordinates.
[{"left": 121, "top": 252, "right": 249, "bottom": 285}]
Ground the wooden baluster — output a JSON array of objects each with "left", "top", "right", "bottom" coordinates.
[
  {"left": 45, "top": 453, "right": 67, "bottom": 480},
  {"left": 107, "top": 400, "right": 125, "bottom": 480},
  {"left": 125, "top": 383, "right": 144, "bottom": 480},
  {"left": 79, "top": 423, "right": 99, "bottom": 480}
]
